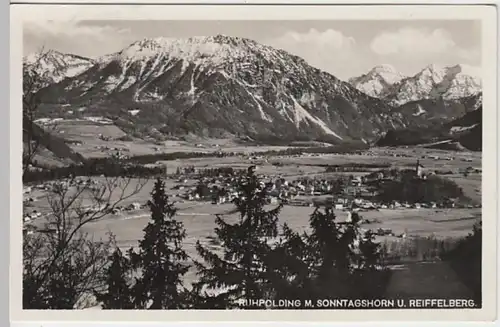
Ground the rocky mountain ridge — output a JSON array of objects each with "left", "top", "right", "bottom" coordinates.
[{"left": 25, "top": 35, "right": 482, "bottom": 144}]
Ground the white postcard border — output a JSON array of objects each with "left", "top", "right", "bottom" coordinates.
[{"left": 9, "top": 3, "right": 498, "bottom": 322}]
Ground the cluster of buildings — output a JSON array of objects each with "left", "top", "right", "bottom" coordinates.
[
  {"left": 171, "top": 161, "right": 479, "bottom": 211},
  {"left": 24, "top": 177, "right": 103, "bottom": 194},
  {"left": 172, "top": 171, "right": 375, "bottom": 208}
]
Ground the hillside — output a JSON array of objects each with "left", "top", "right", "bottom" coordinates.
[
  {"left": 376, "top": 101, "right": 482, "bottom": 151},
  {"left": 23, "top": 116, "right": 86, "bottom": 166},
  {"left": 390, "top": 93, "right": 482, "bottom": 128},
  {"left": 34, "top": 35, "right": 414, "bottom": 143}
]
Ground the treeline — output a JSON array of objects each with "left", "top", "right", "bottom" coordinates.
[
  {"left": 243, "top": 132, "right": 347, "bottom": 146},
  {"left": 325, "top": 163, "right": 391, "bottom": 173},
  {"left": 195, "top": 167, "right": 247, "bottom": 178},
  {"left": 126, "top": 151, "right": 233, "bottom": 165},
  {"left": 376, "top": 128, "right": 445, "bottom": 147},
  {"left": 23, "top": 159, "right": 166, "bottom": 184}
]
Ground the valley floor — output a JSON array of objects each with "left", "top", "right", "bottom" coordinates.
[{"left": 23, "top": 145, "right": 483, "bottom": 305}]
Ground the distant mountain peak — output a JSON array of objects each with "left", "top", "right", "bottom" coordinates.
[
  {"left": 349, "top": 63, "right": 482, "bottom": 105},
  {"left": 102, "top": 35, "right": 265, "bottom": 66},
  {"left": 369, "top": 64, "right": 399, "bottom": 74},
  {"left": 422, "top": 63, "right": 445, "bottom": 72},
  {"left": 348, "top": 64, "right": 405, "bottom": 98},
  {"left": 23, "top": 50, "right": 95, "bottom": 86},
  {"left": 388, "top": 64, "right": 481, "bottom": 105}
]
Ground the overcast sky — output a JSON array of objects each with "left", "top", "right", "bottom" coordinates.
[{"left": 23, "top": 20, "right": 481, "bottom": 80}]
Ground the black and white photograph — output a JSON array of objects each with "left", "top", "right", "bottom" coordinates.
[{"left": 12, "top": 4, "right": 497, "bottom": 321}]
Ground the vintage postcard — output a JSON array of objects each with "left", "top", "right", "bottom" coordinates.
[{"left": 10, "top": 3, "right": 498, "bottom": 322}]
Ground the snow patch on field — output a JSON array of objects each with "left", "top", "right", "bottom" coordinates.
[
  {"left": 450, "top": 124, "right": 478, "bottom": 133},
  {"left": 413, "top": 104, "right": 426, "bottom": 116},
  {"left": 34, "top": 118, "right": 64, "bottom": 125},
  {"left": 84, "top": 116, "right": 114, "bottom": 125}
]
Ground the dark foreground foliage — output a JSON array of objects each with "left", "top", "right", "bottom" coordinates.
[
  {"left": 95, "top": 178, "right": 189, "bottom": 309},
  {"left": 440, "top": 223, "right": 482, "bottom": 307}
]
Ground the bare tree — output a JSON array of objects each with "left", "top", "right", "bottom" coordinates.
[
  {"left": 22, "top": 48, "right": 150, "bottom": 309},
  {"left": 23, "top": 174, "right": 149, "bottom": 308}
]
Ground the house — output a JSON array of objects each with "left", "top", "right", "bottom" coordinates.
[
  {"left": 127, "top": 202, "right": 141, "bottom": 211},
  {"left": 23, "top": 225, "right": 37, "bottom": 236},
  {"left": 346, "top": 211, "right": 353, "bottom": 222}
]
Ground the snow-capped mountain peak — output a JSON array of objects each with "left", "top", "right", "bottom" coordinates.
[
  {"left": 387, "top": 63, "right": 482, "bottom": 105},
  {"left": 23, "top": 50, "right": 95, "bottom": 84},
  {"left": 348, "top": 64, "right": 405, "bottom": 98},
  {"left": 99, "top": 35, "right": 275, "bottom": 69},
  {"left": 349, "top": 63, "right": 482, "bottom": 105}
]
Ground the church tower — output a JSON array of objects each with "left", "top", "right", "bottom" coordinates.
[{"left": 416, "top": 160, "right": 424, "bottom": 178}]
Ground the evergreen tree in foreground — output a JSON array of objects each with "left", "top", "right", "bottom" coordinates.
[
  {"left": 128, "top": 178, "right": 190, "bottom": 309},
  {"left": 264, "top": 208, "right": 392, "bottom": 305},
  {"left": 193, "top": 170, "right": 283, "bottom": 308},
  {"left": 96, "top": 248, "right": 134, "bottom": 309}
]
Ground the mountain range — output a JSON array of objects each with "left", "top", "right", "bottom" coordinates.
[
  {"left": 349, "top": 64, "right": 481, "bottom": 105},
  {"left": 24, "top": 35, "right": 482, "bottom": 148}
]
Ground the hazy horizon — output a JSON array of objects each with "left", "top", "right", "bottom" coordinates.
[{"left": 23, "top": 20, "right": 481, "bottom": 80}]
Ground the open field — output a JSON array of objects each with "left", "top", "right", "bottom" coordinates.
[
  {"left": 40, "top": 119, "right": 302, "bottom": 159},
  {"left": 75, "top": 204, "right": 481, "bottom": 250},
  {"left": 74, "top": 202, "right": 480, "bottom": 293}
]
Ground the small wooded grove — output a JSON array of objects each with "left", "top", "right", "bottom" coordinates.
[
  {"left": 376, "top": 170, "right": 467, "bottom": 205},
  {"left": 22, "top": 171, "right": 482, "bottom": 310}
]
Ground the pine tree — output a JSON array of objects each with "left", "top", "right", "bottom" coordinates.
[
  {"left": 130, "top": 178, "right": 189, "bottom": 309},
  {"left": 96, "top": 248, "right": 134, "bottom": 309},
  {"left": 351, "top": 229, "right": 392, "bottom": 299},
  {"left": 193, "top": 170, "right": 282, "bottom": 309},
  {"left": 265, "top": 208, "right": 391, "bottom": 305}
]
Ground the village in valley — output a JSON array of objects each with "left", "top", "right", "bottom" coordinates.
[{"left": 23, "top": 144, "right": 482, "bottom": 246}]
